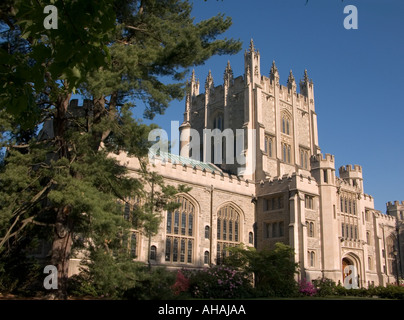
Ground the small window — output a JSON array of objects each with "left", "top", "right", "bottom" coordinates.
[
  {"left": 204, "top": 251, "right": 210, "bottom": 264},
  {"left": 309, "top": 251, "right": 315, "bottom": 267},
  {"left": 205, "top": 225, "right": 210, "bottom": 239},
  {"left": 130, "top": 232, "right": 137, "bottom": 258},
  {"left": 124, "top": 202, "right": 131, "bottom": 221},
  {"left": 264, "top": 135, "right": 273, "bottom": 157},
  {"left": 150, "top": 245, "right": 157, "bottom": 261},
  {"left": 305, "top": 195, "right": 314, "bottom": 209},
  {"left": 308, "top": 222, "right": 314, "bottom": 237},
  {"left": 249, "top": 232, "right": 254, "bottom": 244}
]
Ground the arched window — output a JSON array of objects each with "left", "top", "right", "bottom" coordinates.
[
  {"left": 308, "top": 251, "right": 315, "bottom": 267},
  {"left": 282, "top": 143, "right": 291, "bottom": 163},
  {"left": 217, "top": 204, "right": 241, "bottom": 264},
  {"left": 204, "top": 251, "right": 210, "bottom": 265},
  {"left": 213, "top": 113, "right": 223, "bottom": 131},
  {"left": 281, "top": 114, "right": 291, "bottom": 135},
  {"left": 165, "top": 196, "right": 195, "bottom": 264},
  {"left": 264, "top": 135, "right": 273, "bottom": 157},
  {"left": 308, "top": 222, "right": 314, "bottom": 237},
  {"left": 150, "top": 245, "right": 157, "bottom": 261},
  {"left": 300, "top": 149, "right": 309, "bottom": 169},
  {"left": 249, "top": 232, "right": 254, "bottom": 244},
  {"left": 130, "top": 232, "right": 137, "bottom": 258},
  {"left": 205, "top": 225, "right": 210, "bottom": 239}
]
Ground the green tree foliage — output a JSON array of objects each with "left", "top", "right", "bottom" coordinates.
[
  {"left": 0, "top": 0, "right": 116, "bottom": 128},
  {"left": 0, "top": 0, "right": 241, "bottom": 298},
  {"left": 225, "top": 243, "right": 299, "bottom": 297}
]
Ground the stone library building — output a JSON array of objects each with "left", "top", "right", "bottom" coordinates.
[{"left": 68, "top": 40, "right": 403, "bottom": 287}]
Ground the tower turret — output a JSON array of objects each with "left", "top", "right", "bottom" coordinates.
[
  {"left": 310, "top": 153, "right": 336, "bottom": 186},
  {"left": 338, "top": 164, "right": 363, "bottom": 190},
  {"left": 244, "top": 39, "right": 260, "bottom": 84}
]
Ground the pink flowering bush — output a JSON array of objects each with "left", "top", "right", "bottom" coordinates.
[
  {"left": 171, "top": 270, "right": 190, "bottom": 296},
  {"left": 183, "top": 266, "right": 253, "bottom": 299},
  {"left": 298, "top": 278, "right": 317, "bottom": 296}
]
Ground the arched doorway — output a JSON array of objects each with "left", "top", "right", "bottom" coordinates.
[
  {"left": 342, "top": 255, "right": 360, "bottom": 288},
  {"left": 342, "top": 257, "right": 353, "bottom": 283}
]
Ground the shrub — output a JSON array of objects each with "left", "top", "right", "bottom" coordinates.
[
  {"left": 376, "top": 284, "right": 404, "bottom": 299},
  {"left": 171, "top": 270, "right": 190, "bottom": 296},
  {"left": 224, "top": 243, "right": 299, "bottom": 297},
  {"left": 123, "top": 267, "right": 177, "bottom": 300},
  {"left": 312, "top": 277, "right": 337, "bottom": 297},
  {"left": 298, "top": 278, "right": 317, "bottom": 296},
  {"left": 184, "top": 265, "right": 253, "bottom": 299}
]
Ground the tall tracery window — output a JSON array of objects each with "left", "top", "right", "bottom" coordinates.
[
  {"left": 300, "top": 148, "right": 309, "bottom": 169},
  {"left": 386, "top": 236, "right": 397, "bottom": 275},
  {"left": 282, "top": 143, "right": 291, "bottom": 164},
  {"left": 264, "top": 135, "right": 274, "bottom": 157},
  {"left": 281, "top": 114, "right": 291, "bottom": 135},
  {"left": 217, "top": 204, "right": 241, "bottom": 264},
  {"left": 165, "top": 196, "right": 195, "bottom": 264},
  {"left": 213, "top": 113, "right": 224, "bottom": 131}
]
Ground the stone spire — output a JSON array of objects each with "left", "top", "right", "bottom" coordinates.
[
  {"left": 223, "top": 60, "right": 233, "bottom": 86},
  {"left": 248, "top": 38, "right": 255, "bottom": 53},
  {"left": 269, "top": 60, "right": 279, "bottom": 83},
  {"left": 300, "top": 69, "right": 313, "bottom": 97},
  {"left": 287, "top": 69, "right": 296, "bottom": 91},
  {"left": 205, "top": 70, "right": 214, "bottom": 90}
]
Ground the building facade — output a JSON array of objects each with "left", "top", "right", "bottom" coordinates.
[{"left": 72, "top": 40, "right": 403, "bottom": 287}]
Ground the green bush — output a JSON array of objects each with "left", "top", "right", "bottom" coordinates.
[
  {"left": 312, "top": 278, "right": 337, "bottom": 297},
  {"left": 376, "top": 285, "right": 404, "bottom": 299},
  {"left": 123, "top": 267, "right": 177, "bottom": 300},
  {"left": 224, "top": 243, "right": 299, "bottom": 297},
  {"left": 312, "top": 277, "right": 404, "bottom": 299},
  {"left": 0, "top": 246, "right": 44, "bottom": 297}
]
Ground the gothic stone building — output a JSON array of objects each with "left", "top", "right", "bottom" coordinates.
[{"left": 71, "top": 41, "right": 403, "bottom": 287}]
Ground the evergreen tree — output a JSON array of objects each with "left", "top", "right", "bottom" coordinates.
[{"left": 0, "top": 0, "right": 241, "bottom": 298}]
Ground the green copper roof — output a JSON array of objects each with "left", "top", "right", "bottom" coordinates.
[{"left": 149, "top": 150, "right": 221, "bottom": 173}]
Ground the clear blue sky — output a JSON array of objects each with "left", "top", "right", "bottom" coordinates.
[{"left": 141, "top": 0, "right": 404, "bottom": 212}]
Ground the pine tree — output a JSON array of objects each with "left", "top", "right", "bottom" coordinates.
[{"left": 0, "top": 0, "right": 241, "bottom": 298}]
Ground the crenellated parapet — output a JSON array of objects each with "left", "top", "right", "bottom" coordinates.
[
  {"left": 387, "top": 200, "right": 404, "bottom": 207},
  {"left": 339, "top": 164, "right": 363, "bottom": 191},
  {"left": 310, "top": 153, "right": 335, "bottom": 169},
  {"left": 386, "top": 200, "right": 404, "bottom": 219}
]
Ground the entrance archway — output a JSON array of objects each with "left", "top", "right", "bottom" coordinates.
[
  {"left": 342, "top": 255, "right": 360, "bottom": 287},
  {"left": 342, "top": 258, "right": 353, "bottom": 283}
]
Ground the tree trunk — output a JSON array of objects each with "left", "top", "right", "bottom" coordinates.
[
  {"left": 54, "top": 90, "right": 71, "bottom": 158},
  {"left": 50, "top": 205, "right": 73, "bottom": 299},
  {"left": 50, "top": 89, "right": 73, "bottom": 299}
]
